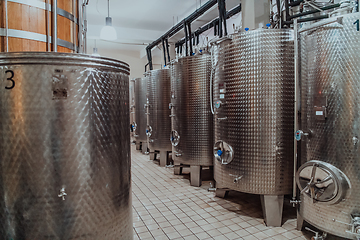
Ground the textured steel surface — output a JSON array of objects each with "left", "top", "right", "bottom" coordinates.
[
  {"left": 0, "top": 52, "right": 132, "bottom": 239},
  {"left": 134, "top": 76, "right": 148, "bottom": 143},
  {"left": 147, "top": 69, "right": 172, "bottom": 151},
  {"left": 299, "top": 12, "right": 360, "bottom": 239},
  {"left": 213, "top": 29, "right": 295, "bottom": 195},
  {"left": 170, "top": 53, "right": 214, "bottom": 166}
]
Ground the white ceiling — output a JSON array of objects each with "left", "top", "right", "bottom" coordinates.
[{"left": 86, "top": 0, "right": 241, "bottom": 54}]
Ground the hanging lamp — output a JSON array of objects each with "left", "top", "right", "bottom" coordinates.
[{"left": 100, "top": 0, "right": 117, "bottom": 40}]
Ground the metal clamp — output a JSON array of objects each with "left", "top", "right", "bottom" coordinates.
[
  {"left": 174, "top": 151, "right": 182, "bottom": 157},
  {"left": 58, "top": 187, "right": 67, "bottom": 201},
  {"left": 169, "top": 115, "right": 175, "bottom": 117}
]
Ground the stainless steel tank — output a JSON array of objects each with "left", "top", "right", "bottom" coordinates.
[
  {"left": 213, "top": 29, "right": 295, "bottom": 227},
  {"left": 134, "top": 76, "right": 148, "bottom": 153},
  {"left": 296, "top": 12, "right": 360, "bottom": 239},
  {"left": 170, "top": 53, "right": 213, "bottom": 186},
  {"left": 0, "top": 52, "right": 133, "bottom": 239},
  {"left": 146, "top": 69, "right": 172, "bottom": 166}
]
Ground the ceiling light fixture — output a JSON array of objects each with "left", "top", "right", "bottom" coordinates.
[
  {"left": 100, "top": 0, "right": 117, "bottom": 41},
  {"left": 92, "top": 40, "right": 100, "bottom": 56}
]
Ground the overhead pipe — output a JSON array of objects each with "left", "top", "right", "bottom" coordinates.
[
  {"left": 289, "top": 3, "right": 340, "bottom": 19},
  {"left": 175, "top": 4, "right": 241, "bottom": 46},
  {"left": 146, "top": 0, "right": 218, "bottom": 69}
]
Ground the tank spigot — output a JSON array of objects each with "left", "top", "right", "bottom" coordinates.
[
  {"left": 229, "top": 174, "right": 243, "bottom": 183},
  {"left": 305, "top": 227, "right": 327, "bottom": 240},
  {"left": 58, "top": 187, "right": 67, "bottom": 201}
]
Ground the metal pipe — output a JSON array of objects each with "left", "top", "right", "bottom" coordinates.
[
  {"left": 162, "top": 38, "right": 167, "bottom": 66},
  {"left": 283, "top": 0, "right": 290, "bottom": 25},
  {"left": 5, "top": 0, "right": 8, "bottom": 52},
  {"left": 165, "top": 38, "right": 170, "bottom": 63},
  {"left": 78, "top": 0, "right": 83, "bottom": 53},
  {"left": 289, "top": 3, "right": 340, "bottom": 19},
  {"left": 146, "top": 0, "right": 217, "bottom": 50},
  {"left": 289, "top": 0, "right": 303, "bottom": 7},
  {"left": 184, "top": 20, "right": 188, "bottom": 56},
  {"left": 276, "top": 0, "right": 281, "bottom": 24},
  {"left": 292, "top": 18, "right": 299, "bottom": 205},
  {"left": 52, "top": 0, "right": 58, "bottom": 52},
  {"left": 83, "top": 2, "right": 87, "bottom": 53},
  {"left": 146, "top": 48, "right": 153, "bottom": 70},
  {"left": 73, "top": 0, "right": 77, "bottom": 52},
  {"left": 47, "top": 0, "right": 51, "bottom": 51},
  {"left": 175, "top": 4, "right": 241, "bottom": 46},
  {"left": 299, "top": 16, "right": 343, "bottom": 33},
  {"left": 283, "top": 14, "right": 328, "bottom": 25},
  {"left": 188, "top": 22, "right": 193, "bottom": 55}
]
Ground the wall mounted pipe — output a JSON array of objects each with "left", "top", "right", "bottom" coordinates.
[{"left": 52, "top": 0, "right": 57, "bottom": 52}]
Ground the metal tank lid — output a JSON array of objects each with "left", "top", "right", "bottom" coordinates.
[{"left": 0, "top": 52, "right": 130, "bottom": 75}]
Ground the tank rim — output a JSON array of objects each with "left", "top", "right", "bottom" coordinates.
[{"left": 0, "top": 52, "right": 130, "bottom": 75}]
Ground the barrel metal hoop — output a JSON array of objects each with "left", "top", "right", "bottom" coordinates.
[{"left": 0, "top": 28, "right": 78, "bottom": 52}]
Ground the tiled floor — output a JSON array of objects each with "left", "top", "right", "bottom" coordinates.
[{"left": 131, "top": 145, "right": 314, "bottom": 240}]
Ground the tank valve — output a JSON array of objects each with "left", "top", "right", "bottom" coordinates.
[
  {"left": 295, "top": 130, "right": 309, "bottom": 141},
  {"left": 353, "top": 137, "right": 359, "bottom": 146},
  {"left": 58, "top": 187, "right": 67, "bottom": 201},
  {"left": 229, "top": 174, "right": 243, "bottom": 183},
  {"left": 305, "top": 227, "right": 327, "bottom": 240}
]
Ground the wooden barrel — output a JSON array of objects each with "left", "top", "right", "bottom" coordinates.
[{"left": 0, "top": 0, "right": 79, "bottom": 53}]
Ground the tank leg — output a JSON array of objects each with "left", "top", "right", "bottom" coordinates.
[
  {"left": 149, "top": 150, "right": 157, "bottom": 160},
  {"left": 260, "top": 195, "right": 284, "bottom": 227},
  {"left": 296, "top": 210, "right": 305, "bottom": 231},
  {"left": 159, "top": 151, "right": 170, "bottom": 167},
  {"left": 141, "top": 142, "right": 149, "bottom": 154},
  {"left": 190, "top": 165, "right": 202, "bottom": 187},
  {"left": 136, "top": 142, "right": 141, "bottom": 150},
  {"left": 215, "top": 188, "right": 229, "bottom": 198},
  {"left": 174, "top": 163, "right": 183, "bottom": 175}
]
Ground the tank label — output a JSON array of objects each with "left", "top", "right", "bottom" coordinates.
[
  {"left": 220, "top": 94, "right": 225, "bottom": 99},
  {"left": 316, "top": 111, "right": 323, "bottom": 116}
]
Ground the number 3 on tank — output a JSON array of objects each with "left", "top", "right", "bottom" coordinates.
[
  {"left": 354, "top": 19, "right": 359, "bottom": 31},
  {"left": 5, "top": 70, "right": 15, "bottom": 90}
]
